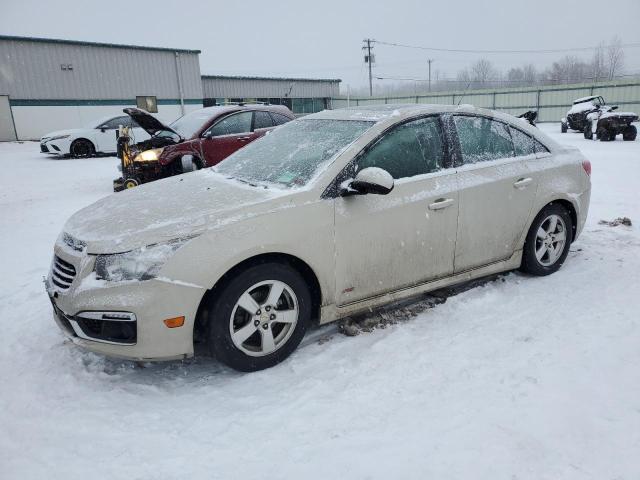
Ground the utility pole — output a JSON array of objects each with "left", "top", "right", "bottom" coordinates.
[
  {"left": 363, "top": 39, "right": 374, "bottom": 97},
  {"left": 427, "top": 59, "right": 434, "bottom": 92}
]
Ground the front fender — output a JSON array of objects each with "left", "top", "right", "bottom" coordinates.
[{"left": 158, "top": 197, "right": 336, "bottom": 308}]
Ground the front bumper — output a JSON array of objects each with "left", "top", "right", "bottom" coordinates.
[
  {"left": 40, "top": 138, "right": 71, "bottom": 155},
  {"left": 46, "top": 243, "right": 206, "bottom": 361}
]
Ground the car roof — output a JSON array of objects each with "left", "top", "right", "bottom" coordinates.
[
  {"left": 573, "top": 96, "right": 600, "bottom": 104},
  {"left": 305, "top": 103, "right": 560, "bottom": 151},
  {"left": 306, "top": 103, "right": 517, "bottom": 123},
  {"left": 195, "top": 104, "right": 293, "bottom": 117}
]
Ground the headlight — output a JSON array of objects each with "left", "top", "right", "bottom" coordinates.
[
  {"left": 48, "top": 135, "right": 70, "bottom": 141},
  {"left": 94, "top": 237, "right": 192, "bottom": 282},
  {"left": 134, "top": 148, "right": 164, "bottom": 162}
]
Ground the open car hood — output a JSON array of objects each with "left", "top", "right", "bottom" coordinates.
[{"left": 123, "top": 108, "right": 180, "bottom": 137}]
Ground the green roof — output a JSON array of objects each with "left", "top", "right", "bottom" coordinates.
[
  {"left": 202, "top": 75, "right": 341, "bottom": 83},
  {"left": 0, "top": 35, "right": 201, "bottom": 54}
]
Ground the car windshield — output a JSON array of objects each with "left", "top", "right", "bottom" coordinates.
[
  {"left": 168, "top": 110, "right": 215, "bottom": 138},
  {"left": 215, "top": 119, "right": 374, "bottom": 188}
]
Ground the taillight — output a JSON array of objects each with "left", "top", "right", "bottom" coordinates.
[{"left": 582, "top": 159, "right": 592, "bottom": 177}]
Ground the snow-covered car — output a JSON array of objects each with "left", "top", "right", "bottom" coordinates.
[
  {"left": 40, "top": 115, "right": 151, "bottom": 157},
  {"left": 45, "top": 104, "right": 591, "bottom": 372},
  {"left": 561, "top": 96, "right": 638, "bottom": 141}
]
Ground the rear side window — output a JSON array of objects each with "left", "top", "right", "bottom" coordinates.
[
  {"left": 253, "top": 111, "right": 273, "bottom": 130},
  {"left": 271, "top": 113, "right": 292, "bottom": 125},
  {"left": 510, "top": 127, "right": 535, "bottom": 156},
  {"left": 357, "top": 116, "right": 445, "bottom": 179},
  {"left": 454, "top": 116, "right": 514, "bottom": 163},
  {"left": 534, "top": 139, "right": 549, "bottom": 153},
  {"left": 207, "top": 111, "right": 253, "bottom": 136}
]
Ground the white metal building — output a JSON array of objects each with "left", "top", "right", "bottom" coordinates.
[
  {"left": 201, "top": 75, "right": 341, "bottom": 115},
  {"left": 0, "top": 35, "right": 203, "bottom": 140}
]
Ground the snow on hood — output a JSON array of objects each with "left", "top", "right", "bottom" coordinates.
[
  {"left": 568, "top": 102, "right": 597, "bottom": 115},
  {"left": 601, "top": 111, "right": 639, "bottom": 119},
  {"left": 41, "top": 129, "right": 84, "bottom": 140},
  {"left": 63, "top": 170, "right": 290, "bottom": 254}
]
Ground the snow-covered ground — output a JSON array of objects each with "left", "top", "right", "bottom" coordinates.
[{"left": 1, "top": 124, "right": 639, "bottom": 479}]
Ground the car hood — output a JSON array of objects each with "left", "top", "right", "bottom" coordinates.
[
  {"left": 124, "top": 108, "right": 180, "bottom": 137},
  {"left": 41, "top": 129, "right": 84, "bottom": 140},
  {"left": 63, "top": 170, "right": 292, "bottom": 254}
]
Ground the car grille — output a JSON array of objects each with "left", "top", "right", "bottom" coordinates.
[{"left": 51, "top": 255, "right": 77, "bottom": 290}]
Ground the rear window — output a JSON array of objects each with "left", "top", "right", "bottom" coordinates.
[
  {"left": 454, "top": 115, "right": 514, "bottom": 163},
  {"left": 510, "top": 127, "right": 535, "bottom": 156}
]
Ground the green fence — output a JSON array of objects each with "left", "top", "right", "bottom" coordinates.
[{"left": 329, "top": 79, "right": 640, "bottom": 122}]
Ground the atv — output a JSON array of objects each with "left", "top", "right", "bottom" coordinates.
[
  {"left": 561, "top": 96, "right": 638, "bottom": 141},
  {"left": 517, "top": 110, "right": 538, "bottom": 127}
]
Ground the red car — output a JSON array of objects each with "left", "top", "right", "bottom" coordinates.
[{"left": 115, "top": 104, "right": 294, "bottom": 190}]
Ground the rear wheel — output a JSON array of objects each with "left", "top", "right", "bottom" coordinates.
[
  {"left": 561, "top": 121, "right": 568, "bottom": 133},
  {"left": 521, "top": 204, "right": 573, "bottom": 276},
  {"left": 623, "top": 125, "right": 637, "bottom": 141},
  {"left": 206, "top": 263, "right": 311, "bottom": 372},
  {"left": 70, "top": 139, "right": 95, "bottom": 158},
  {"left": 583, "top": 124, "right": 593, "bottom": 140}
]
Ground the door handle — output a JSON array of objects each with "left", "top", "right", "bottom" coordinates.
[
  {"left": 428, "top": 198, "right": 454, "bottom": 210},
  {"left": 238, "top": 136, "right": 252, "bottom": 142},
  {"left": 513, "top": 177, "right": 533, "bottom": 189}
]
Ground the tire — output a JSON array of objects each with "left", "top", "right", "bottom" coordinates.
[
  {"left": 583, "top": 124, "right": 593, "bottom": 140},
  {"left": 561, "top": 121, "right": 568, "bottom": 133},
  {"left": 206, "top": 262, "right": 311, "bottom": 372},
  {"left": 70, "top": 138, "right": 95, "bottom": 158},
  {"left": 623, "top": 125, "right": 637, "bottom": 141},
  {"left": 520, "top": 204, "right": 573, "bottom": 276},
  {"left": 123, "top": 177, "right": 139, "bottom": 189}
]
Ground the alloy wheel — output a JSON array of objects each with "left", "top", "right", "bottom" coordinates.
[
  {"left": 535, "top": 214, "right": 567, "bottom": 266},
  {"left": 229, "top": 280, "right": 299, "bottom": 357}
]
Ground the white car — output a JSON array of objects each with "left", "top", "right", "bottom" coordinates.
[
  {"left": 40, "top": 114, "right": 150, "bottom": 157},
  {"left": 46, "top": 104, "right": 591, "bottom": 371}
]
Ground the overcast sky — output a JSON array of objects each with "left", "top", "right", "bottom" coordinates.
[{"left": 2, "top": 0, "right": 640, "bottom": 92}]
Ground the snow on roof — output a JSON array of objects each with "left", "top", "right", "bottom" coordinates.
[{"left": 573, "top": 96, "right": 599, "bottom": 104}]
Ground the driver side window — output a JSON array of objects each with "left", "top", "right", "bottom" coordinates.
[
  {"left": 205, "top": 112, "right": 253, "bottom": 137},
  {"left": 98, "top": 116, "right": 128, "bottom": 130},
  {"left": 356, "top": 116, "right": 445, "bottom": 180}
]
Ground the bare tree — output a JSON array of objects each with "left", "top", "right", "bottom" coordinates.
[
  {"left": 591, "top": 42, "right": 607, "bottom": 82},
  {"left": 471, "top": 59, "right": 496, "bottom": 85},
  {"left": 522, "top": 64, "right": 538, "bottom": 84},
  {"left": 507, "top": 67, "right": 524, "bottom": 84},
  {"left": 607, "top": 36, "right": 625, "bottom": 79}
]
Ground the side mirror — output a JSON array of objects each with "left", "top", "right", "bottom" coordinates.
[
  {"left": 100, "top": 128, "right": 107, "bottom": 133},
  {"left": 341, "top": 167, "right": 394, "bottom": 196}
]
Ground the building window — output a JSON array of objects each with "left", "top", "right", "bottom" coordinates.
[{"left": 136, "top": 96, "right": 158, "bottom": 113}]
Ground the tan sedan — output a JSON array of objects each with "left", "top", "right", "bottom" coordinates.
[{"left": 46, "top": 105, "right": 591, "bottom": 371}]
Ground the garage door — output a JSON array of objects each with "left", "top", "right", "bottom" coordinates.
[{"left": 0, "top": 96, "right": 17, "bottom": 141}]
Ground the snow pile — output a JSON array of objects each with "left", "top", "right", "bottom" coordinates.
[{"left": 1, "top": 124, "right": 640, "bottom": 479}]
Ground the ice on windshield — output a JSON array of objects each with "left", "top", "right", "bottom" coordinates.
[{"left": 215, "top": 119, "right": 374, "bottom": 188}]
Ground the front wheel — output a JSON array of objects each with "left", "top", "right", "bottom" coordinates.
[
  {"left": 583, "top": 124, "right": 593, "bottom": 140},
  {"left": 520, "top": 204, "right": 573, "bottom": 276},
  {"left": 206, "top": 263, "right": 311, "bottom": 372},
  {"left": 70, "top": 139, "right": 95, "bottom": 158},
  {"left": 623, "top": 125, "right": 637, "bottom": 141},
  {"left": 561, "top": 121, "right": 568, "bottom": 133}
]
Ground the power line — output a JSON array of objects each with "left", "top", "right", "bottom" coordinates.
[{"left": 373, "top": 39, "right": 640, "bottom": 54}]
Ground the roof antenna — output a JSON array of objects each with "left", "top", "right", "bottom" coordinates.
[{"left": 457, "top": 79, "right": 473, "bottom": 106}]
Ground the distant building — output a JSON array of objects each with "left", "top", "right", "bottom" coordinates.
[
  {"left": 0, "top": 35, "right": 203, "bottom": 140},
  {"left": 201, "top": 75, "right": 341, "bottom": 115},
  {"left": 0, "top": 35, "right": 342, "bottom": 141}
]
